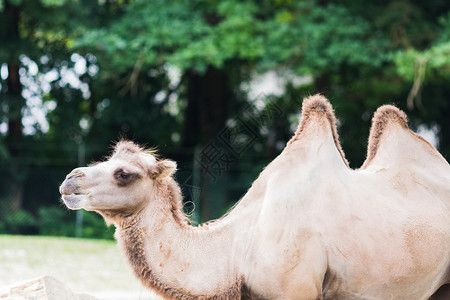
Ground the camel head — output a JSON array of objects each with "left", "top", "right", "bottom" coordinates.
[{"left": 59, "top": 141, "right": 176, "bottom": 214}]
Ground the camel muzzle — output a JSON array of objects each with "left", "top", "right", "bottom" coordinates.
[
  {"left": 60, "top": 169, "right": 85, "bottom": 195},
  {"left": 59, "top": 169, "right": 90, "bottom": 210}
]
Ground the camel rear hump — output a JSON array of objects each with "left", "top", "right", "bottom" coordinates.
[
  {"left": 361, "top": 104, "right": 449, "bottom": 170},
  {"left": 362, "top": 105, "right": 407, "bottom": 169}
]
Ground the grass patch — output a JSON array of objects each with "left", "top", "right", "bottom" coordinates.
[{"left": 0, "top": 235, "right": 160, "bottom": 299}]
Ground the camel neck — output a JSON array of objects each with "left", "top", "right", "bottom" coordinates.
[{"left": 115, "top": 178, "right": 243, "bottom": 299}]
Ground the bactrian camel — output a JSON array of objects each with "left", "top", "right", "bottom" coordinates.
[{"left": 60, "top": 95, "right": 449, "bottom": 299}]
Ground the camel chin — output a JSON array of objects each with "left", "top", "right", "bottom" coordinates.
[{"left": 61, "top": 194, "right": 89, "bottom": 210}]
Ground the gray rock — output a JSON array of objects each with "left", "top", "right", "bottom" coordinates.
[{"left": 0, "top": 276, "right": 98, "bottom": 300}]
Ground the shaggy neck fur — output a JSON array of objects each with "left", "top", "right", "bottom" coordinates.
[{"left": 103, "top": 177, "right": 244, "bottom": 299}]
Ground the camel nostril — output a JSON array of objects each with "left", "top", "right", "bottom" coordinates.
[{"left": 66, "top": 169, "right": 86, "bottom": 180}]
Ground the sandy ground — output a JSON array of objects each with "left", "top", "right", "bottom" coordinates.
[{"left": 0, "top": 235, "right": 161, "bottom": 300}]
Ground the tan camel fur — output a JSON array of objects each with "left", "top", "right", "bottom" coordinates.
[{"left": 60, "top": 94, "right": 449, "bottom": 299}]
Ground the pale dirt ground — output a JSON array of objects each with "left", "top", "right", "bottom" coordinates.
[{"left": 0, "top": 235, "right": 162, "bottom": 300}]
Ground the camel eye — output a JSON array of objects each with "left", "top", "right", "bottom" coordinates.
[
  {"left": 119, "top": 172, "right": 130, "bottom": 180},
  {"left": 114, "top": 169, "right": 135, "bottom": 186}
]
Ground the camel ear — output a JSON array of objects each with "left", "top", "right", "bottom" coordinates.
[{"left": 151, "top": 160, "right": 177, "bottom": 179}]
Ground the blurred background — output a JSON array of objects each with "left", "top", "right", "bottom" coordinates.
[{"left": 0, "top": 0, "right": 449, "bottom": 238}]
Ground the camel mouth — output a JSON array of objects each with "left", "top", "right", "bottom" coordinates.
[{"left": 61, "top": 193, "right": 90, "bottom": 210}]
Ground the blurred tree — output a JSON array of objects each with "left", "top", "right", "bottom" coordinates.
[
  {"left": 1, "top": 0, "right": 449, "bottom": 225},
  {"left": 392, "top": 9, "right": 450, "bottom": 157},
  {"left": 0, "top": 0, "right": 112, "bottom": 215},
  {"left": 75, "top": 0, "right": 450, "bottom": 220}
]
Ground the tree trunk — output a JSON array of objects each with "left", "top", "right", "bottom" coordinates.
[
  {"left": 2, "top": 1, "right": 25, "bottom": 212},
  {"left": 183, "top": 66, "right": 230, "bottom": 221}
]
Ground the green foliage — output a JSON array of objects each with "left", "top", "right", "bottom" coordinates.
[
  {"left": 390, "top": 7, "right": 450, "bottom": 83},
  {"left": 38, "top": 206, "right": 75, "bottom": 236},
  {"left": 263, "top": 3, "right": 389, "bottom": 74},
  {"left": 393, "top": 42, "right": 450, "bottom": 81},
  {"left": 81, "top": 211, "right": 114, "bottom": 240},
  {"left": 0, "top": 209, "right": 37, "bottom": 234},
  {"left": 437, "top": 12, "right": 450, "bottom": 42},
  {"left": 40, "top": 0, "right": 68, "bottom": 7},
  {"left": 75, "top": 0, "right": 267, "bottom": 73},
  {"left": 8, "top": 0, "right": 22, "bottom": 5},
  {"left": 0, "top": 206, "right": 113, "bottom": 239},
  {"left": 76, "top": 0, "right": 390, "bottom": 75}
]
